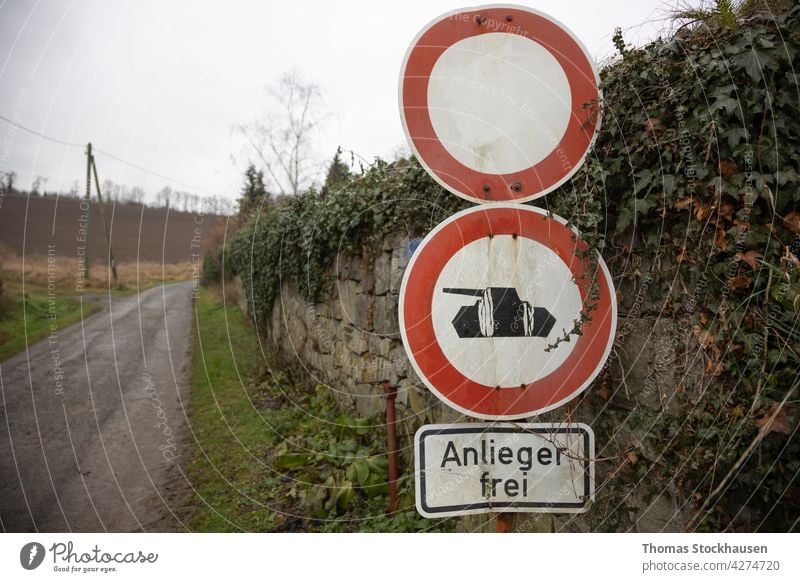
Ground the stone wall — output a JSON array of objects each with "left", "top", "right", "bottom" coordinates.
[{"left": 238, "top": 231, "right": 702, "bottom": 532}]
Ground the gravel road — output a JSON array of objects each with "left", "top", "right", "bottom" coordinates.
[{"left": 0, "top": 281, "right": 194, "bottom": 532}]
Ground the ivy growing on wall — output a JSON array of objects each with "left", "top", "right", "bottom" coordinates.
[
  {"left": 229, "top": 3, "right": 800, "bottom": 531},
  {"left": 545, "top": 4, "right": 800, "bottom": 532},
  {"left": 228, "top": 158, "right": 469, "bottom": 327}
]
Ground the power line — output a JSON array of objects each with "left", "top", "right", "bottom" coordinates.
[
  {"left": 91, "top": 146, "right": 215, "bottom": 195},
  {"left": 0, "top": 113, "right": 82, "bottom": 147},
  {"left": 0, "top": 113, "right": 216, "bottom": 195}
]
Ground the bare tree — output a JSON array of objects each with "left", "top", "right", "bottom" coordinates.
[
  {"left": 219, "top": 196, "right": 234, "bottom": 215},
  {"left": 238, "top": 69, "right": 329, "bottom": 196},
  {"left": 2, "top": 171, "right": 17, "bottom": 193},
  {"left": 31, "top": 175, "right": 48, "bottom": 195},
  {"left": 201, "top": 195, "right": 216, "bottom": 214},
  {"left": 116, "top": 184, "right": 129, "bottom": 203},
  {"left": 156, "top": 186, "right": 172, "bottom": 208},
  {"left": 68, "top": 180, "right": 80, "bottom": 198},
  {"left": 130, "top": 186, "right": 146, "bottom": 205},
  {"left": 101, "top": 179, "right": 116, "bottom": 201}
]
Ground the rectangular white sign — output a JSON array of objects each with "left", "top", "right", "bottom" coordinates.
[{"left": 415, "top": 423, "right": 594, "bottom": 517}]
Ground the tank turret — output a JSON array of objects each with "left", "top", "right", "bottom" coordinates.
[{"left": 442, "top": 287, "right": 555, "bottom": 338}]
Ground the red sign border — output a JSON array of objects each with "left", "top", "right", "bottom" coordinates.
[
  {"left": 399, "top": 5, "right": 601, "bottom": 204},
  {"left": 398, "top": 204, "right": 617, "bottom": 420}
]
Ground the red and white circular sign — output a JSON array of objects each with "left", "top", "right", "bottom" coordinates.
[
  {"left": 399, "top": 204, "right": 616, "bottom": 420},
  {"left": 399, "top": 5, "right": 601, "bottom": 204}
]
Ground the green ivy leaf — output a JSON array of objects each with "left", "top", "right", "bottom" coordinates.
[
  {"left": 724, "top": 127, "right": 749, "bottom": 148},
  {"left": 712, "top": 94, "right": 740, "bottom": 115},
  {"left": 734, "top": 48, "right": 777, "bottom": 83}
]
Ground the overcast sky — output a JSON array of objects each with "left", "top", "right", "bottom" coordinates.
[{"left": 0, "top": 0, "right": 677, "bottom": 204}]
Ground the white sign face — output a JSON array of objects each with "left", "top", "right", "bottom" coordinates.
[
  {"left": 415, "top": 423, "right": 594, "bottom": 518},
  {"left": 399, "top": 204, "right": 617, "bottom": 420},
  {"left": 432, "top": 234, "right": 582, "bottom": 388},
  {"left": 399, "top": 5, "right": 602, "bottom": 203},
  {"left": 428, "top": 32, "right": 572, "bottom": 175}
]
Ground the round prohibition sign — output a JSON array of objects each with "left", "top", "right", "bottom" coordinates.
[
  {"left": 399, "top": 4, "right": 601, "bottom": 204},
  {"left": 399, "top": 204, "right": 616, "bottom": 420}
]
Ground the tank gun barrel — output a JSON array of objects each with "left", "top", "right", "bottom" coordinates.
[{"left": 442, "top": 288, "right": 484, "bottom": 297}]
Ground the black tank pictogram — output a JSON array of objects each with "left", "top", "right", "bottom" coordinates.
[{"left": 443, "top": 287, "right": 556, "bottom": 338}]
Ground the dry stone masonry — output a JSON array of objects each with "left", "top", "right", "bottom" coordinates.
[{"left": 236, "top": 230, "right": 701, "bottom": 532}]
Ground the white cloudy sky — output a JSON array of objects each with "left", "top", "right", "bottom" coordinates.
[{"left": 0, "top": 0, "right": 678, "bottom": 203}]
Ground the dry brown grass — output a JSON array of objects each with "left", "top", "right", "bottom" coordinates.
[
  {"left": 205, "top": 280, "right": 242, "bottom": 308},
  {"left": 1, "top": 253, "right": 194, "bottom": 295}
]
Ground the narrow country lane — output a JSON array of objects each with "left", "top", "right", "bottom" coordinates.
[{"left": 0, "top": 281, "right": 195, "bottom": 532}]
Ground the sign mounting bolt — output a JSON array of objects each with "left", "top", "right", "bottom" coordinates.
[{"left": 511, "top": 181, "right": 522, "bottom": 192}]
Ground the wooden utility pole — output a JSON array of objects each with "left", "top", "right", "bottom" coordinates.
[
  {"left": 84, "top": 142, "right": 118, "bottom": 283},
  {"left": 91, "top": 155, "right": 117, "bottom": 281},
  {"left": 84, "top": 142, "right": 92, "bottom": 280}
]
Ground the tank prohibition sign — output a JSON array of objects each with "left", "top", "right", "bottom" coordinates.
[
  {"left": 399, "top": 204, "right": 617, "bottom": 420},
  {"left": 399, "top": 4, "right": 601, "bottom": 204}
]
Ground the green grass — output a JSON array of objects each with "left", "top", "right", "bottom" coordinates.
[
  {"left": 183, "top": 287, "right": 274, "bottom": 531},
  {"left": 0, "top": 261, "right": 191, "bottom": 362},
  {"left": 0, "top": 291, "right": 102, "bottom": 362},
  {"left": 184, "top": 287, "right": 452, "bottom": 532}
]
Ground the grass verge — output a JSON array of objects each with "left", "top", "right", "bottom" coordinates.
[
  {"left": 185, "top": 287, "right": 451, "bottom": 532},
  {"left": 0, "top": 292, "right": 102, "bottom": 361},
  {"left": 0, "top": 253, "right": 194, "bottom": 361}
]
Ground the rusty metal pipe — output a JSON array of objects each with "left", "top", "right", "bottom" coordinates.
[
  {"left": 495, "top": 512, "right": 514, "bottom": 532},
  {"left": 364, "top": 379, "right": 400, "bottom": 517},
  {"left": 383, "top": 381, "right": 398, "bottom": 516}
]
